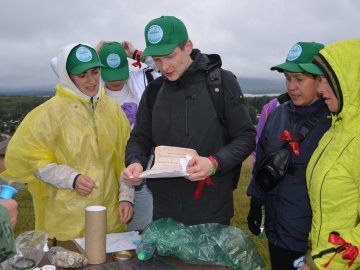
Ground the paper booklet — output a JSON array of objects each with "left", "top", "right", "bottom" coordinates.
[{"left": 139, "top": 146, "right": 198, "bottom": 178}]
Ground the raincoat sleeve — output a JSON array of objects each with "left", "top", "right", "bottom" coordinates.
[
  {"left": 119, "top": 180, "right": 135, "bottom": 204},
  {"left": 307, "top": 228, "right": 360, "bottom": 269},
  {"left": 34, "top": 163, "right": 78, "bottom": 189},
  {"left": 0, "top": 103, "right": 59, "bottom": 184}
]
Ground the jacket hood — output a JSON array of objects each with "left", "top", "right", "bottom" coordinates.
[
  {"left": 190, "top": 49, "right": 222, "bottom": 72},
  {"left": 52, "top": 43, "right": 101, "bottom": 100},
  {"left": 313, "top": 39, "right": 360, "bottom": 121}
]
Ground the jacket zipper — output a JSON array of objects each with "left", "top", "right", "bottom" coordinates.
[
  {"left": 89, "top": 97, "right": 99, "bottom": 147},
  {"left": 308, "top": 118, "right": 340, "bottom": 247},
  {"left": 90, "top": 96, "right": 95, "bottom": 111},
  {"left": 185, "top": 95, "right": 194, "bottom": 136}
]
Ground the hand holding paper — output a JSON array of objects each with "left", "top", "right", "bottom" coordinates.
[
  {"left": 139, "top": 146, "right": 198, "bottom": 178},
  {"left": 185, "top": 155, "right": 214, "bottom": 182},
  {"left": 122, "top": 163, "right": 144, "bottom": 186}
]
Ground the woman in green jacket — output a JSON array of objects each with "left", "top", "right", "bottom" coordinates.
[{"left": 303, "top": 39, "right": 360, "bottom": 269}]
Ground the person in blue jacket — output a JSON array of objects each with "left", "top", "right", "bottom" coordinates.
[{"left": 247, "top": 41, "right": 331, "bottom": 270}]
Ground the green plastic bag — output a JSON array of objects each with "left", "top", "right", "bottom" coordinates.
[
  {"left": 0, "top": 204, "right": 16, "bottom": 263},
  {"left": 141, "top": 218, "right": 265, "bottom": 270}
]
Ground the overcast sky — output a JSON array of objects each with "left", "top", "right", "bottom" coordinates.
[{"left": 0, "top": 0, "right": 358, "bottom": 89}]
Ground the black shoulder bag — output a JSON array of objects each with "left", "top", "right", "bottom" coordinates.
[{"left": 255, "top": 105, "right": 327, "bottom": 192}]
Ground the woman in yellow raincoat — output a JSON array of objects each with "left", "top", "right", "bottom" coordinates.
[
  {"left": 1, "top": 43, "right": 133, "bottom": 240},
  {"left": 301, "top": 39, "right": 360, "bottom": 269}
]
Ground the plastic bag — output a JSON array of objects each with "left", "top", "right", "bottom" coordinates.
[
  {"left": 141, "top": 218, "right": 265, "bottom": 270},
  {"left": 48, "top": 246, "right": 87, "bottom": 268},
  {"left": 0, "top": 204, "right": 16, "bottom": 263},
  {"left": 6, "top": 230, "right": 48, "bottom": 270}
]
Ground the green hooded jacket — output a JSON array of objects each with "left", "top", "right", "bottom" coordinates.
[{"left": 306, "top": 39, "right": 360, "bottom": 269}]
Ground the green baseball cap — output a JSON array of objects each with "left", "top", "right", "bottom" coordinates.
[
  {"left": 270, "top": 42, "right": 324, "bottom": 75},
  {"left": 66, "top": 44, "right": 104, "bottom": 75},
  {"left": 142, "top": 16, "right": 189, "bottom": 58},
  {"left": 98, "top": 42, "right": 129, "bottom": 81}
]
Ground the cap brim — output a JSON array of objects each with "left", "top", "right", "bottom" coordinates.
[
  {"left": 71, "top": 63, "right": 105, "bottom": 75},
  {"left": 299, "top": 63, "right": 324, "bottom": 76},
  {"left": 101, "top": 66, "right": 129, "bottom": 82},
  {"left": 270, "top": 62, "right": 304, "bottom": 73},
  {"left": 142, "top": 43, "right": 178, "bottom": 58}
]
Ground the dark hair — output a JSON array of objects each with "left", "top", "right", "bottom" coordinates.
[{"left": 177, "top": 41, "right": 187, "bottom": 50}]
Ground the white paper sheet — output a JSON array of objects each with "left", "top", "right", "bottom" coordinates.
[{"left": 74, "top": 231, "right": 141, "bottom": 253}]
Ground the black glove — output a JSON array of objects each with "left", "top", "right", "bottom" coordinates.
[{"left": 247, "top": 197, "right": 263, "bottom": 236}]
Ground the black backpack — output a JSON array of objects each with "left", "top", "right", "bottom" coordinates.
[{"left": 146, "top": 67, "right": 242, "bottom": 189}]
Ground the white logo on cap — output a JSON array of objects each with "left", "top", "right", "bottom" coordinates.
[
  {"left": 148, "top": 25, "right": 163, "bottom": 44},
  {"left": 106, "top": 53, "right": 121, "bottom": 68},
  {"left": 76, "top": 46, "right": 93, "bottom": 62},
  {"left": 287, "top": 44, "right": 302, "bottom": 61}
]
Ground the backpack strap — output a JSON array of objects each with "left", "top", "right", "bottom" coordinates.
[
  {"left": 206, "top": 67, "right": 241, "bottom": 189},
  {"left": 293, "top": 104, "right": 327, "bottom": 143},
  {"left": 206, "top": 67, "right": 226, "bottom": 127},
  {"left": 144, "top": 67, "right": 155, "bottom": 84}
]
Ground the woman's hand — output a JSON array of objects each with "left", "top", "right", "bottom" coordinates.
[
  {"left": 118, "top": 201, "right": 134, "bottom": 223},
  {"left": 74, "top": 175, "right": 97, "bottom": 196}
]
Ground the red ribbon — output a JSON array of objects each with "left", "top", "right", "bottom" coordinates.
[
  {"left": 132, "top": 50, "right": 143, "bottom": 68},
  {"left": 323, "top": 232, "right": 359, "bottom": 268},
  {"left": 193, "top": 177, "right": 213, "bottom": 200},
  {"left": 279, "top": 130, "right": 300, "bottom": 156}
]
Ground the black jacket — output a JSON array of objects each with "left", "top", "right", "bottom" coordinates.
[
  {"left": 126, "top": 49, "right": 256, "bottom": 224},
  {"left": 247, "top": 98, "right": 331, "bottom": 252}
]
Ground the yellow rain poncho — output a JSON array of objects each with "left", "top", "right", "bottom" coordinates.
[{"left": 1, "top": 43, "right": 131, "bottom": 240}]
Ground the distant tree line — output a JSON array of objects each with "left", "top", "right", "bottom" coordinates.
[
  {"left": 0, "top": 95, "right": 278, "bottom": 135},
  {"left": 245, "top": 95, "right": 278, "bottom": 125},
  {"left": 0, "top": 96, "right": 50, "bottom": 134}
]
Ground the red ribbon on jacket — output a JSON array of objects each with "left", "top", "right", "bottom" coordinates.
[
  {"left": 193, "top": 177, "right": 213, "bottom": 200},
  {"left": 279, "top": 130, "right": 300, "bottom": 156},
  {"left": 323, "top": 232, "right": 359, "bottom": 268}
]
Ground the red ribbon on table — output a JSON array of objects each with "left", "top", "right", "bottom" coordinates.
[
  {"left": 323, "top": 232, "right": 359, "bottom": 268},
  {"left": 193, "top": 177, "right": 213, "bottom": 200},
  {"left": 279, "top": 130, "right": 300, "bottom": 157}
]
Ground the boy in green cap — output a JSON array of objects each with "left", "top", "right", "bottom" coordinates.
[
  {"left": 247, "top": 42, "right": 331, "bottom": 270},
  {"left": 122, "top": 16, "right": 256, "bottom": 226}
]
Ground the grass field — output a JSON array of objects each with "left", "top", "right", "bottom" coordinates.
[{"left": 12, "top": 156, "right": 271, "bottom": 269}]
